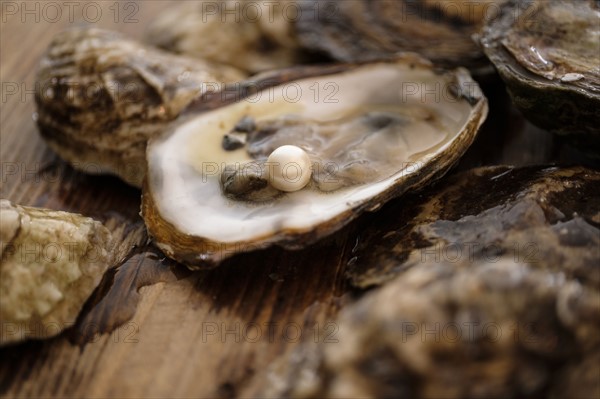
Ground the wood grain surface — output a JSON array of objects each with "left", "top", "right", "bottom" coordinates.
[{"left": 0, "top": 1, "right": 594, "bottom": 398}]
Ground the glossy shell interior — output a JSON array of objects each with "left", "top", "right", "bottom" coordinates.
[{"left": 142, "top": 58, "right": 488, "bottom": 268}]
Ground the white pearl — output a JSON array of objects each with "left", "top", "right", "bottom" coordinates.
[{"left": 265, "top": 145, "right": 312, "bottom": 192}]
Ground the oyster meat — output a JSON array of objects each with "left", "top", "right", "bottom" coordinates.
[
  {"left": 142, "top": 56, "right": 488, "bottom": 268},
  {"left": 0, "top": 199, "right": 113, "bottom": 346},
  {"left": 35, "top": 27, "right": 246, "bottom": 187},
  {"left": 145, "top": 0, "right": 304, "bottom": 74},
  {"left": 266, "top": 166, "right": 600, "bottom": 398},
  {"left": 480, "top": 0, "right": 600, "bottom": 154},
  {"left": 295, "top": 0, "right": 503, "bottom": 70}
]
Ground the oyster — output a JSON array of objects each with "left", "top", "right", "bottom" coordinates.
[
  {"left": 142, "top": 56, "right": 488, "bottom": 268},
  {"left": 267, "top": 166, "right": 600, "bottom": 398},
  {"left": 145, "top": 0, "right": 304, "bottom": 74},
  {"left": 295, "top": 0, "right": 502, "bottom": 70},
  {"left": 35, "top": 27, "right": 246, "bottom": 187},
  {"left": 480, "top": 0, "right": 600, "bottom": 154},
  {"left": 347, "top": 165, "right": 600, "bottom": 288},
  {"left": 276, "top": 258, "right": 600, "bottom": 398},
  {"left": 0, "top": 199, "right": 113, "bottom": 345}
]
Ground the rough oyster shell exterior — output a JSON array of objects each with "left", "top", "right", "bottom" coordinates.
[{"left": 35, "top": 28, "right": 245, "bottom": 187}]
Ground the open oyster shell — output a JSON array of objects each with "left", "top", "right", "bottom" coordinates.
[
  {"left": 0, "top": 199, "right": 113, "bottom": 346},
  {"left": 35, "top": 27, "right": 246, "bottom": 187},
  {"left": 145, "top": 0, "right": 304, "bottom": 74},
  {"left": 142, "top": 56, "right": 488, "bottom": 268},
  {"left": 480, "top": 0, "right": 600, "bottom": 155},
  {"left": 295, "top": 0, "right": 503, "bottom": 70}
]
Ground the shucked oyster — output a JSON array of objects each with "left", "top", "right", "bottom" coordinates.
[
  {"left": 480, "top": 0, "right": 600, "bottom": 154},
  {"left": 295, "top": 0, "right": 503, "bottom": 70},
  {"left": 0, "top": 200, "right": 112, "bottom": 345},
  {"left": 145, "top": 0, "right": 304, "bottom": 74},
  {"left": 142, "top": 56, "right": 488, "bottom": 268},
  {"left": 35, "top": 27, "right": 245, "bottom": 187}
]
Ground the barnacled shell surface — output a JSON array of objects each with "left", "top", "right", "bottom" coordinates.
[
  {"left": 295, "top": 0, "right": 503, "bottom": 70},
  {"left": 35, "top": 27, "right": 246, "bottom": 187},
  {"left": 0, "top": 199, "right": 113, "bottom": 346},
  {"left": 145, "top": 0, "right": 304, "bottom": 74},
  {"left": 265, "top": 166, "right": 600, "bottom": 398}
]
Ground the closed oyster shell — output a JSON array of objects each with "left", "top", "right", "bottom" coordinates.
[
  {"left": 265, "top": 166, "right": 600, "bottom": 399},
  {"left": 142, "top": 56, "right": 488, "bottom": 268},
  {"left": 347, "top": 165, "right": 600, "bottom": 288},
  {"left": 145, "top": 0, "right": 304, "bottom": 74},
  {"left": 35, "top": 27, "right": 246, "bottom": 187},
  {"left": 277, "top": 258, "right": 600, "bottom": 398},
  {"left": 295, "top": 0, "right": 503, "bottom": 70},
  {"left": 0, "top": 199, "right": 113, "bottom": 346},
  {"left": 480, "top": 0, "right": 600, "bottom": 155}
]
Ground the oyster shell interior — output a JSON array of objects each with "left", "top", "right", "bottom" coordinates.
[{"left": 143, "top": 59, "right": 487, "bottom": 267}]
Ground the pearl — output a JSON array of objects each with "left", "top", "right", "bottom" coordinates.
[{"left": 265, "top": 145, "right": 312, "bottom": 192}]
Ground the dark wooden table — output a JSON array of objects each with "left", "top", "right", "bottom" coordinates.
[{"left": 0, "top": 1, "right": 593, "bottom": 397}]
